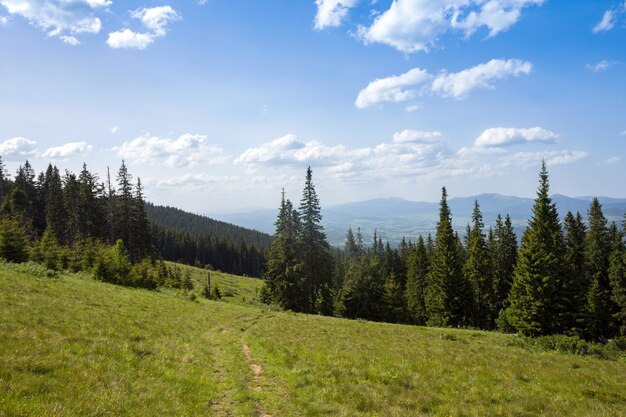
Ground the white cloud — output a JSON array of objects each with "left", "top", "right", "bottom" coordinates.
[
  {"left": 0, "top": 0, "right": 108, "bottom": 43},
  {"left": 151, "top": 174, "right": 239, "bottom": 191},
  {"left": 117, "top": 133, "right": 227, "bottom": 168},
  {"left": 392, "top": 129, "right": 443, "bottom": 143},
  {"left": 587, "top": 59, "right": 618, "bottom": 72},
  {"left": 450, "top": 0, "right": 543, "bottom": 37},
  {"left": 107, "top": 6, "right": 181, "bottom": 50},
  {"left": 430, "top": 59, "right": 532, "bottom": 99},
  {"left": 0, "top": 137, "right": 37, "bottom": 159},
  {"left": 501, "top": 150, "right": 588, "bottom": 168},
  {"left": 235, "top": 132, "right": 452, "bottom": 183},
  {"left": 355, "top": 68, "right": 431, "bottom": 108},
  {"left": 606, "top": 156, "right": 621, "bottom": 165},
  {"left": 405, "top": 104, "right": 419, "bottom": 112},
  {"left": 235, "top": 134, "right": 351, "bottom": 166},
  {"left": 60, "top": 35, "right": 80, "bottom": 45},
  {"left": 357, "top": 0, "right": 543, "bottom": 54},
  {"left": 593, "top": 10, "right": 615, "bottom": 33},
  {"left": 41, "top": 141, "right": 92, "bottom": 159},
  {"left": 237, "top": 130, "right": 587, "bottom": 185},
  {"left": 0, "top": 14, "right": 8, "bottom": 24},
  {"left": 111, "top": 126, "right": 119, "bottom": 134},
  {"left": 131, "top": 6, "right": 181, "bottom": 36},
  {"left": 474, "top": 127, "right": 558, "bottom": 148},
  {"left": 314, "top": 0, "right": 359, "bottom": 30},
  {"left": 456, "top": 145, "right": 507, "bottom": 158},
  {"left": 355, "top": 59, "right": 532, "bottom": 108},
  {"left": 106, "top": 29, "right": 154, "bottom": 50}
]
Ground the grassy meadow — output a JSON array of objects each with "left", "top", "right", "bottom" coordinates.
[{"left": 1, "top": 262, "right": 626, "bottom": 417}]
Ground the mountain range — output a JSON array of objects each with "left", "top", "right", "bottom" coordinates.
[{"left": 210, "top": 194, "right": 626, "bottom": 247}]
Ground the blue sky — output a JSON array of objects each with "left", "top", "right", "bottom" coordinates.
[{"left": 0, "top": 0, "right": 624, "bottom": 213}]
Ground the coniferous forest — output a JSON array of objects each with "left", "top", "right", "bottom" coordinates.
[
  {"left": 263, "top": 162, "right": 626, "bottom": 341},
  {"left": 0, "top": 157, "right": 261, "bottom": 291},
  {"left": 2, "top": 155, "right": 625, "bottom": 342}
]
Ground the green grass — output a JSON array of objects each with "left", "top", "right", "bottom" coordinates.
[{"left": 1, "top": 263, "right": 626, "bottom": 416}]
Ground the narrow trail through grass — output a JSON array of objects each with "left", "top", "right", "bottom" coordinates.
[{"left": 2, "top": 263, "right": 626, "bottom": 417}]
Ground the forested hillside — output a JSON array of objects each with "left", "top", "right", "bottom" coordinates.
[
  {"left": 147, "top": 203, "right": 270, "bottom": 277},
  {"left": 264, "top": 163, "right": 626, "bottom": 342}
]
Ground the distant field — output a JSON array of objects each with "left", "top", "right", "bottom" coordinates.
[{"left": 1, "top": 262, "right": 625, "bottom": 416}]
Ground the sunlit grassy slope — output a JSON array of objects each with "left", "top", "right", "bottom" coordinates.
[{"left": 1, "top": 262, "right": 626, "bottom": 417}]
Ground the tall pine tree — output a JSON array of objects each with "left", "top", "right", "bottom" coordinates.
[
  {"left": 426, "top": 187, "right": 472, "bottom": 327},
  {"left": 298, "top": 167, "right": 333, "bottom": 314},
  {"left": 584, "top": 198, "right": 616, "bottom": 339},
  {"left": 507, "top": 162, "right": 568, "bottom": 336},
  {"left": 464, "top": 200, "right": 495, "bottom": 329},
  {"left": 406, "top": 235, "right": 430, "bottom": 325}
]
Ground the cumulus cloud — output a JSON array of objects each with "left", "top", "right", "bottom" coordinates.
[
  {"left": 0, "top": 14, "right": 8, "bottom": 24},
  {"left": 0, "top": 137, "right": 38, "bottom": 159},
  {"left": 107, "top": 5, "right": 181, "bottom": 50},
  {"left": 355, "top": 59, "right": 532, "bottom": 108},
  {"left": 593, "top": 10, "right": 615, "bottom": 33},
  {"left": 430, "top": 59, "right": 532, "bottom": 99},
  {"left": 392, "top": 130, "right": 443, "bottom": 143},
  {"left": 314, "top": 0, "right": 358, "bottom": 30},
  {"left": 106, "top": 29, "right": 154, "bottom": 50},
  {"left": 41, "top": 141, "right": 92, "bottom": 159},
  {"left": 236, "top": 132, "right": 453, "bottom": 183},
  {"left": 0, "top": 0, "right": 109, "bottom": 44},
  {"left": 131, "top": 6, "right": 181, "bottom": 36},
  {"left": 357, "top": 0, "right": 543, "bottom": 53},
  {"left": 474, "top": 127, "right": 558, "bottom": 148},
  {"left": 237, "top": 130, "right": 587, "bottom": 185},
  {"left": 235, "top": 134, "right": 351, "bottom": 166},
  {"left": 116, "top": 133, "right": 227, "bottom": 168},
  {"left": 355, "top": 68, "right": 430, "bottom": 108}
]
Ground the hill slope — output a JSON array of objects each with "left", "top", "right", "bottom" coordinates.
[
  {"left": 146, "top": 203, "right": 273, "bottom": 250},
  {"left": 2, "top": 264, "right": 626, "bottom": 416}
]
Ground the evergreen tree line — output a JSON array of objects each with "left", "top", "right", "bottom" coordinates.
[
  {"left": 264, "top": 163, "right": 626, "bottom": 341},
  {"left": 0, "top": 157, "right": 267, "bottom": 281},
  {"left": 0, "top": 158, "right": 185, "bottom": 289},
  {"left": 147, "top": 204, "right": 268, "bottom": 277},
  {"left": 151, "top": 223, "right": 266, "bottom": 277}
]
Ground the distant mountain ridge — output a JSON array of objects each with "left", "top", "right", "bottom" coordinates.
[{"left": 211, "top": 194, "right": 626, "bottom": 247}]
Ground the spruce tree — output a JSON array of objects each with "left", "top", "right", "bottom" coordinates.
[
  {"left": 492, "top": 214, "right": 518, "bottom": 313},
  {"left": 298, "top": 167, "right": 333, "bottom": 314},
  {"left": 406, "top": 235, "right": 429, "bottom": 325},
  {"left": 0, "top": 217, "right": 29, "bottom": 263},
  {"left": 609, "top": 214, "right": 626, "bottom": 335},
  {"left": 507, "top": 162, "right": 568, "bottom": 336},
  {"left": 426, "top": 187, "right": 472, "bottom": 327},
  {"left": 78, "top": 163, "right": 105, "bottom": 239},
  {"left": 115, "top": 161, "right": 134, "bottom": 256},
  {"left": 563, "top": 211, "right": 587, "bottom": 332},
  {"left": 584, "top": 198, "right": 616, "bottom": 339},
  {"left": 131, "top": 178, "right": 152, "bottom": 262},
  {"left": 45, "top": 166, "right": 67, "bottom": 243},
  {"left": 265, "top": 190, "right": 302, "bottom": 311},
  {"left": 63, "top": 171, "right": 80, "bottom": 244},
  {"left": 464, "top": 200, "right": 495, "bottom": 329}
]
